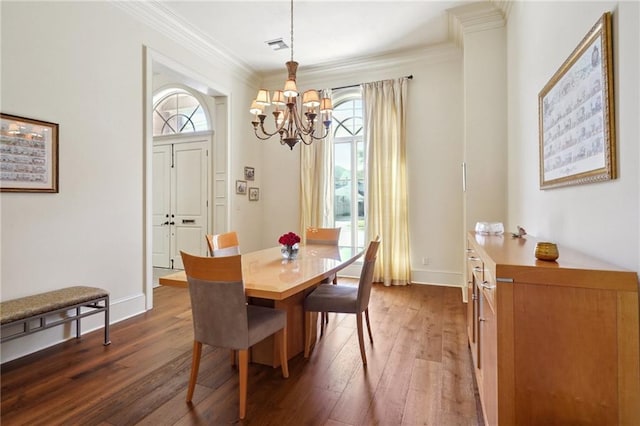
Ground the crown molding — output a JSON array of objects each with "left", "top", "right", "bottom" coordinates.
[
  {"left": 262, "top": 42, "right": 462, "bottom": 86},
  {"left": 111, "top": 0, "right": 258, "bottom": 85},
  {"left": 447, "top": 1, "right": 506, "bottom": 48},
  {"left": 491, "top": 0, "right": 513, "bottom": 20}
]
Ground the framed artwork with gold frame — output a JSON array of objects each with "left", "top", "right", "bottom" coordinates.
[
  {"left": 538, "top": 12, "right": 615, "bottom": 189},
  {"left": 1, "top": 113, "right": 59, "bottom": 193}
]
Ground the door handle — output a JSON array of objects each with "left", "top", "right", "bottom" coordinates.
[
  {"left": 169, "top": 221, "right": 175, "bottom": 225},
  {"left": 162, "top": 221, "right": 169, "bottom": 225}
]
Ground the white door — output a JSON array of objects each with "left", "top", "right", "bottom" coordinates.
[
  {"left": 152, "top": 145, "right": 172, "bottom": 268},
  {"left": 152, "top": 139, "right": 209, "bottom": 269},
  {"left": 171, "top": 141, "right": 209, "bottom": 269}
]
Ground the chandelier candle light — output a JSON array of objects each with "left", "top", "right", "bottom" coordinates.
[{"left": 250, "top": 0, "right": 333, "bottom": 150}]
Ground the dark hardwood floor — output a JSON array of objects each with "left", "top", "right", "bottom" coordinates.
[{"left": 1, "top": 281, "right": 482, "bottom": 425}]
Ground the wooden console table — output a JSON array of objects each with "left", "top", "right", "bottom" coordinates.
[{"left": 466, "top": 232, "right": 640, "bottom": 425}]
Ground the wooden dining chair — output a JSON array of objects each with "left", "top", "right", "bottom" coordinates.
[
  {"left": 205, "top": 231, "right": 240, "bottom": 257},
  {"left": 303, "top": 237, "right": 380, "bottom": 365},
  {"left": 180, "top": 251, "right": 289, "bottom": 420},
  {"left": 305, "top": 227, "right": 341, "bottom": 331},
  {"left": 305, "top": 227, "right": 341, "bottom": 246}
]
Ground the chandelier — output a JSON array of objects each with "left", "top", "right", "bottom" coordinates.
[{"left": 250, "top": 0, "right": 332, "bottom": 150}]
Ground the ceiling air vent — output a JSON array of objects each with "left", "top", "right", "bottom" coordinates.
[{"left": 266, "top": 38, "right": 288, "bottom": 51}]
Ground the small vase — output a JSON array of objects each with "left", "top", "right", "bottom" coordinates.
[
  {"left": 281, "top": 244, "right": 299, "bottom": 260},
  {"left": 535, "top": 242, "right": 559, "bottom": 261}
]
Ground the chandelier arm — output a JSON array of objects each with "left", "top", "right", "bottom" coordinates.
[
  {"left": 256, "top": 111, "right": 287, "bottom": 138},
  {"left": 290, "top": 103, "right": 314, "bottom": 135},
  {"left": 257, "top": 122, "right": 282, "bottom": 138},
  {"left": 253, "top": 128, "right": 277, "bottom": 141},
  {"left": 308, "top": 127, "right": 330, "bottom": 141}
]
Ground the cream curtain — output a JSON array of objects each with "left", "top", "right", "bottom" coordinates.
[
  {"left": 363, "top": 78, "right": 411, "bottom": 286},
  {"left": 299, "top": 89, "right": 334, "bottom": 238}
]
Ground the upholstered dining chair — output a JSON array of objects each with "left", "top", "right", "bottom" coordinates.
[
  {"left": 180, "top": 251, "right": 289, "bottom": 420},
  {"left": 303, "top": 237, "right": 380, "bottom": 365},
  {"left": 205, "top": 231, "right": 240, "bottom": 257}
]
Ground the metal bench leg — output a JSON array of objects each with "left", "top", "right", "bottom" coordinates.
[
  {"left": 76, "top": 306, "right": 81, "bottom": 339},
  {"left": 104, "top": 296, "right": 111, "bottom": 346}
]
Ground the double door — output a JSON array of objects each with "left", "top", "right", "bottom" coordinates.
[{"left": 152, "top": 138, "right": 210, "bottom": 270}]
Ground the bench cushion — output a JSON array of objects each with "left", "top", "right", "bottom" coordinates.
[{"left": 0, "top": 286, "right": 109, "bottom": 325}]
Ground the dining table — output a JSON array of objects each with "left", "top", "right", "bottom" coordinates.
[{"left": 159, "top": 244, "right": 364, "bottom": 366}]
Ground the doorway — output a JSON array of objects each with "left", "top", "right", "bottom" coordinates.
[
  {"left": 145, "top": 47, "right": 231, "bottom": 310},
  {"left": 152, "top": 135, "right": 211, "bottom": 270}
]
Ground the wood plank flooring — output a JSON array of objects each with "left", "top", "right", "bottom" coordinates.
[{"left": 1, "top": 282, "right": 483, "bottom": 425}]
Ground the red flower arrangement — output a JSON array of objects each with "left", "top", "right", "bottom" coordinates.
[{"left": 278, "top": 232, "right": 301, "bottom": 247}]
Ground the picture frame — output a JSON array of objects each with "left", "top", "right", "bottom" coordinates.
[
  {"left": 248, "top": 187, "right": 259, "bottom": 201},
  {"left": 244, "top": 166, "right": 255, "bottom": 181},
  {"left": 538, "top": 12, "right": 615, "bottom": 189},
  {"left": 236, "top": 180, "right": 247, "bottom": 194},
  {"left": 1, "top": 113, "right": 59, "bottom": 193}
]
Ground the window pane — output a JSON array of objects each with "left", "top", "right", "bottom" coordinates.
[
  {"left": 191, "top": 107, "right": 208, "bottom": 131},
  {"left": 357, "top": 140, "right": 366, "bottom": 250},
  {"left": 334, "top": 142, "right": 352, "bottom": 247},
  {"left": 332, "top": 91, "right": 365, "bottom": 251},
  {"left": 152, "top": 89, "right": 209, "bottom": 136}
]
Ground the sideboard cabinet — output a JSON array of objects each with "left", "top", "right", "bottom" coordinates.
[{"left": 466, "top": 232, "right": 640, "bottom": 425}]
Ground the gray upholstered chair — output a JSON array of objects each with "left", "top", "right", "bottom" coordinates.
[
  {"left": 303, "top": 237, "right": 380, "bottom": 365},
  {"left": 205, "top": 231, "right": 240, "bottom": 257},
  {"left": 180, "top": 251, "right": 289, "bottom": 420}
]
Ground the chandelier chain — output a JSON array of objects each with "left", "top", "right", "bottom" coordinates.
[{"left": 290, "top": 0, "right": 294, "bottom": 63}]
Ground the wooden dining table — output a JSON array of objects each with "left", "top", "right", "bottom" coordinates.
[{"left": 159, "top": 244, "right": 363, "bottom": 366}]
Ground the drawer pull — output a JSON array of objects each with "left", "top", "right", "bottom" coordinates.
[
  {"left": 479, "top": 281, "right": 495, "bottom": 290},
  {"left": 468, "top": 256, "right": 479, "bottom": 261},
  {"left": 473, "top": 266, "right": 482, "bottom": 272}
]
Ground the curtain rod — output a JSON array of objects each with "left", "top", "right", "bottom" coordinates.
[{"left": 331, "top": 75, "right": 413, "bottom": 91}]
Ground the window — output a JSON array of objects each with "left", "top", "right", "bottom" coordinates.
[
  {"left": 332, "top": 90, "right": 365, "bottom": 251},
  {"left": 152, "top": 88, "right": 208, "bottom": 136}
]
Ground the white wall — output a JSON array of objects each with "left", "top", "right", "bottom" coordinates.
[
  {"left": 259, "top": 45, "right": 464, "bottom": 286},
  {"left": 0, "top": 1, "right": 261, "bottom": 362},
  {"left": 507, "top": 1, "right": 640, "bottom": 272}
]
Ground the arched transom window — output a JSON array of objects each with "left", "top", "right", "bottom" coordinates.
[{"left": 153, "top": 88, "right": 208, "bottom": 136}]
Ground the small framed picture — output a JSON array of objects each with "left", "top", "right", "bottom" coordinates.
[
  {"left": 1, "top": 113, "right": 59, "bottom": 193},
  {"left": 248, "top": 187, "right": 259, "bottom": 201},
  {"left": 236, "top": 180, "right": 247, "bottom": 194},
  {"left": 244, "top": 166, "right": 255, "bottom": 181}
]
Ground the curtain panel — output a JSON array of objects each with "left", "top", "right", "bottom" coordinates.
[
  {"left": 363, "top": 78, "right": 411, "bottom": 286},
  {"left": 299, "top": 89, "right": 334, "bottom": 238}
]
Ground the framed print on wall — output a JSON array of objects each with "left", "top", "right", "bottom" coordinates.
[
  {"left": 236, "top": 180, "right": 247, "bottom": 194},
  {"left": 538, "top": 12, "right": 615, "bottom": 189},
  {"left": 0, "top": 113, "right": 59, "bottom": 193},
  {"left": 244, "top": 166, "right": 255, "bottom": 181},
  {"left": 248, "top": 187, "right": 259, "bottom": 201}
]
